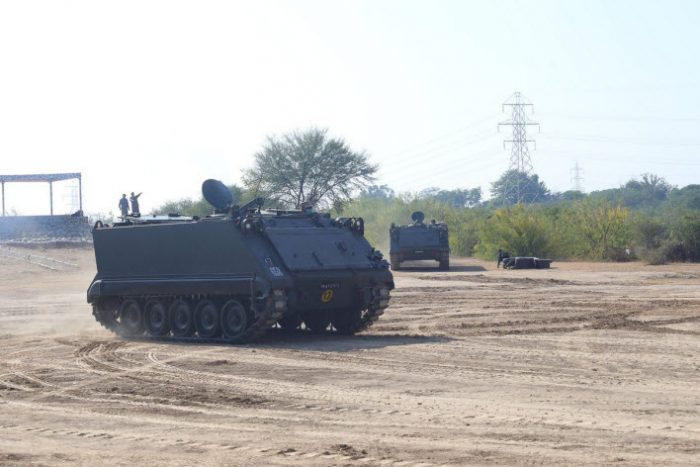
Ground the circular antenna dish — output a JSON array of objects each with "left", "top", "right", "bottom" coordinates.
[
  {"left": 411, "top": 211, "right": 425, "bottom": 223},
  {"left": 202, "top": 179, "right": 234, "bottom": 210}
]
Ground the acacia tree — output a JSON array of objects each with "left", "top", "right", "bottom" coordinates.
[{"left": 243, "top": 128, "right": 377, "bottom": 209}]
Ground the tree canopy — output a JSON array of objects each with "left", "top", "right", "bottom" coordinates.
[
  {"left": 418, "top": 187, "right": 482, "bottom": 208},
  {"left": 153, "top": 185, "right": 246, "bottom": 217},
  {"left": 589, "top": 173, "right": 674, "bottom": 210},
  {"left": 242, "top": 128, "right": 377, "bottom": 209},
  {"left": 362, "top": 184, "right": 395, "bottom": 199},
  {"left": 490, "top": 170, "right": 550, "bottom": 205},
  {"left": 150, "top": 167, "right": 700, "bottom": 264}
]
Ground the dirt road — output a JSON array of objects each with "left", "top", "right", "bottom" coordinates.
[{"left": 1, "top": 246, "right": 699, "bottom": 466}]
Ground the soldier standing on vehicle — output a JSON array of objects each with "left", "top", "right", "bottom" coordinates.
[
  {"left": 118, "top": 194, "right": 129, "bottom": 218},
  {"left": 300, "top": 201, "right": 315, "bottom": 214},
  {"left": 130, "top": 192, "right": 142, "bottom": 216},
  {"left": 497, "top": 249, "right": 510, "bottom": 268}
]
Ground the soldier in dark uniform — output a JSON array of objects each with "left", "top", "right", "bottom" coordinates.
[
  {"left": 130, "top": 192, "right": 142, "bottom": 217},
  {"left": 300, "top": 201, "right": 316, "bottom": 216},
  {"left": 118, "top": 194, "right": 129, "bottom": 218},
  {"left": 497, "top": 249, "right": 510, "bottom": 268}
]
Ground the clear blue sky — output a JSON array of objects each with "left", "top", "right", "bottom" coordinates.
[{"left": 1, "top": 0, "right": 699, "bottom": 214}]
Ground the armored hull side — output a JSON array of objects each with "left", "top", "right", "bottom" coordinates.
[{"left": 88, "top": 208, "right": 393, "bottom": 343}]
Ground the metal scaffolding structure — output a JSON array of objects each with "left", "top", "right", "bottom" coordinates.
[{"left": 0, "top": 172, "right": 82, "bottom": 216}]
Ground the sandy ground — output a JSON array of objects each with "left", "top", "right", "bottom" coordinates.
[{"left": 1, "top": 245, "right": 699, "bottom": 466}]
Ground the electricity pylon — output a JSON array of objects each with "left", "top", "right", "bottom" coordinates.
[
  {"left": 497, "top": 92, "right": 540, "bottom": 203},
  {"left": 570, "top": 161, "right": 584, "bottom": 192}
]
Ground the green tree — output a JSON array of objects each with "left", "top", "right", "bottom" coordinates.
[
  {"left": 631, "top": 213, "right": 670, "bottom": 264},
  {"left": 153, "top": 185, "right": 246, "bottom": 217},
  {"left": 419, "top": 187, "right": 482, "bottom": 207},
  {"left": 490, "top": 170, "right": 550, "bottom": 205},
  {"left": 668, "top": 184, "right": 700, "bottom": 210},
  {"left": 566, "top": 198, "right": 631, "bottom": 260},
  {"left": 362, "top": 184, "right": 395, "bottom": 199},
  {"left": 621, "top": 173, "right": 673, "bottom": 208},
  {"left": 243, "top": 128, "right": 377, "bottom": 210},
  {"left": 475, "top": 204, "right": 556, "bottom": 259},
  {"left": 633, "top": 214, "right": 668, "bottom": 250},
  {"left": 590, "top": 173, "right": 674, "bottom": 211},
  {"left": 672, "top": 211, "right": 700, "bottom": 261},
  {"left": 549, "top": 190, "right": 586, "bottom": 202}
]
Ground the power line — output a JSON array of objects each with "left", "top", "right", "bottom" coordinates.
[
  {"left": 378, "top": 128, "right": 496, "bottom": 178},
  {"left": 380, "top": 148, "right": 505, "bottom": 191},
  {"left": 387, "top": 114, "right": 500, "bottom": 160},
  {"left": 541, "top": 133, "right": 700, "bottom": 147},
  {"left": 538, "top": 112, "right": 700, "bottom": 123},
  {"left": 544, "top": 151, "right": 700, "bottom": 166}
]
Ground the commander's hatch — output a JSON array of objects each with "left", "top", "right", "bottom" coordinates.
[{"left": 263, "top": 218, "right": 374, "bottom": 272}]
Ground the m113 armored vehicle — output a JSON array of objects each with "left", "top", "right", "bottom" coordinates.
[
  {"left": 87, "top": 180, "right": 393, "bottom": 343},
  {"left": 389, "top": 211, "right": 450, "bottom": 270}
]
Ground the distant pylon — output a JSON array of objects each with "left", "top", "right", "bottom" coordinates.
[
  {"left": 570, "top": 161, "right": 584, "bottom": 192},
  {"left": 497, "top": 91, "right": 540, "bottom": 203}
]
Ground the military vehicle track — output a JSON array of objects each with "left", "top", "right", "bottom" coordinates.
[
  {"left": 93, "top": 294, "right": 285, "bottom": 344},
  {"left": 92, "top": 287, "right": 390, "bottom": 343}
]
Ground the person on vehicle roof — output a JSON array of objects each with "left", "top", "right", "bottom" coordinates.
[
  {"left": 118, "top": 194, "right": 129, "bottom": 218},
  {"left": 130, "top": 192, "right": 142, "bottom": 217}
]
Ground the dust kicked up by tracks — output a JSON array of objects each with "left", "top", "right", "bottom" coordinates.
[{"left": 1, "top": 248, "right": 700, "bottom": 466}]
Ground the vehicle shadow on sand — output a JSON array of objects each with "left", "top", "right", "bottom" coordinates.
[
  {"left": 138, "top": 332, "right": 452, "bottom": 352},
  {"left": 259, "top": 331, "right": 452, "bottom": 352},
  {"left": 395, "top": 264, "right": 486, "bottom": 273}
]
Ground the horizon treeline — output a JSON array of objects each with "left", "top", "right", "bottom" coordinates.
[
  {"left": 343, "top": 173, "right": 700, "bottom": 264},
  {"left": 154, "top": 173, "right": 700, "bottom": 264}
]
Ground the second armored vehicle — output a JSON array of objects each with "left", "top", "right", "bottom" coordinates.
[
  {"left": 87, "top": 179, "right": 393, "bottom": 343},
  {"left": 389, "top": 211, "right": 450, "bottom": 270}
]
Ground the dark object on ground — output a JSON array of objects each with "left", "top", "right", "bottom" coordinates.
[
  {"left": 87, "top": 179, "right": 394, "bottom": 343},
  {"left": 502, "top": 257, "right": 552, "bottom": 269},
  {"left": 389, "top": 211, "right": 450, "bottom": 270},
  {"left": 497, "top": 249, "right": 510, "bottom": 268}
]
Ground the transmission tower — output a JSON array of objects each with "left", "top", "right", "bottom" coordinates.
[
  {"left": 570, "top": 161, "right": 584, "bottom": 192},
  {"left": 497, "top": 92, "right": 540, "bottom": 203}
]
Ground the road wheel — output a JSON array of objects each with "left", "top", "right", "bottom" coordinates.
[
  {"left": 195, "top": 299, "right": 221, "bottom": 338},
  {"left": 332, "top": 309, "right": 362, "bottom": 335},
  {"left": 303, "top": 311, "right": 330, "bottom": 333},
  {"left": 278, "top": 313, "right": 302, "bottom": 332},
  {"left": 439, "top": 258, "right": 450, "bottom": 270},
  {"left": 220, "top": 299, "right": 248, "bottom": 342},
  {"left": 390, "top": 255, "right": 401, "bottom": 270},
  {"left": 118, "top": 299, "right": 144, "bottom": 337},
  {"left": 169, "top": 299, "right": 195, "bottom": 337},
  {"left": 144, "top": 299, "right": 169, "bottom": 336}
]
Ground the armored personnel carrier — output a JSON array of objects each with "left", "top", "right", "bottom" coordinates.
[
  {"left": 87, "top": 180, "right": 393, "bottom": 343},
  {"left": 389, "top": 211, "right": 450, "bottom": 270}
]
